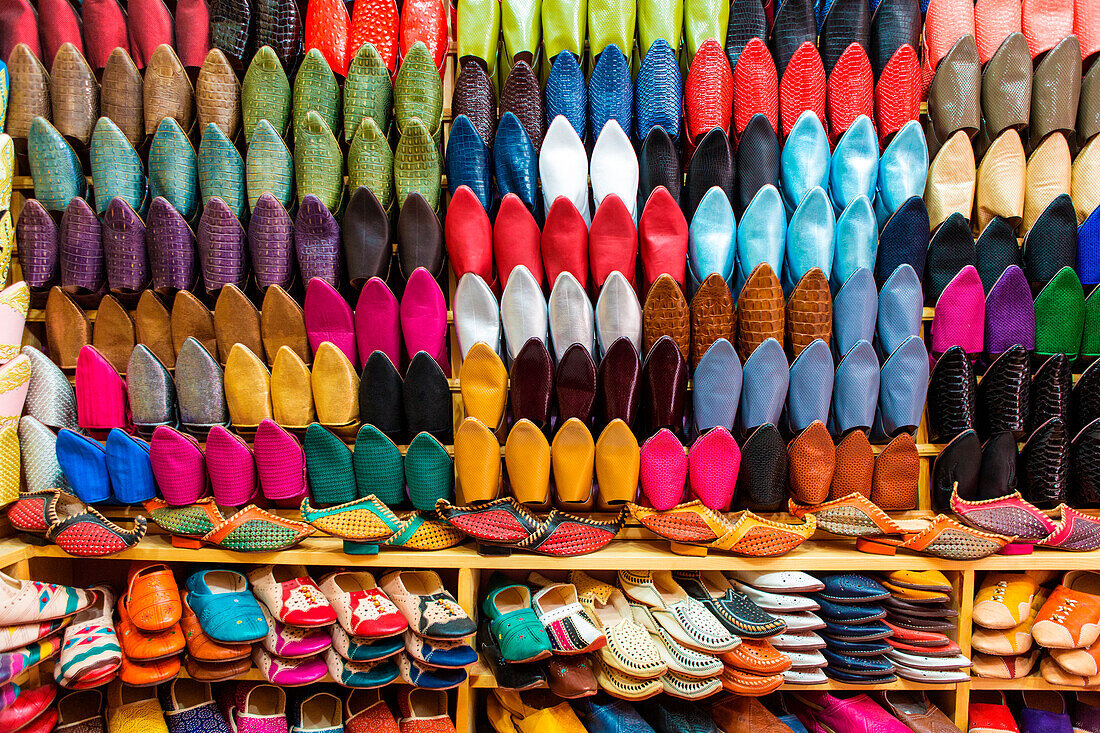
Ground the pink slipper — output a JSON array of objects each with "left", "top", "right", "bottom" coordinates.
[
  {"left": 354, "top": 277, "right": 401, "bottom": 368},
  {"left": 254, "top": 419, "right": 308, "bottom": 507},
  {"left": 688, "top": 427, "right": 741, "bottom": 511},
  {"left": 205, "top": 425, "right": 259, "bottom": 506},
  {"left": 400, "top": 267, "right": 449, "bottom": 375},
  {"left": 149, "top": 425, "right": 208, "bottom": 505},
  {"left": 640, "top": 429, "right": 689, "bottom": 510},
  {"left": 930, "top": 265, "right": 984, "bottom": 363},
  {"left": 304, "top": 278, "right": 358, "bottom": 369},
  {"left": 75, "top": 346, "right": 131, "bottom": 433}
]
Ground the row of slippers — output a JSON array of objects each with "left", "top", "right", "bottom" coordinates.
[
  {"left": 41, "top": 275, "right": 449, "bottom": 377},
  {"left": 0, "top": 683, "right": 458, "bottom": 733},
  {"left": 0, "top": 0, "right": 446, "bottom": 73},
  {"left": 10, "top": 38, "right": 442, "bottom": 153},
  {"left": 17, "top": 185, "right": 445, "bottom": 300}
]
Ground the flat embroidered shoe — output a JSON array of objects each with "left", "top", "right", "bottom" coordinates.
[
  {"left": 201, "top": 505, "right": 313, "bottom": 552},
  {"left": 674, "top": 571, "right": 785, "bottom": 639},
  {"left": 569, "top": 571, "right": 666, "bottom": 680},
  {"left": 249, "top": 565, "right": 336, "bottom": 628},
  {"left": 44, "top": 491, "right": 147, "bottom": 557},
  {"left": 619, "top": 570, "right": 739, "bottom": 653},
  {"left": 380, "top": 571, "right": 476, "bottom": 641}
]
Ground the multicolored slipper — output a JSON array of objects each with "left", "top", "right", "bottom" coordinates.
[
  {"left": 516, "top": 509, "right": 625, "bottom": 557},
  {"left": 299, "top": 494, "right": 402, "bottom": 549},
  {"left": 201, "top": 505, "right": 313, "bottom": 551},
  {"left": 435, "top": 496, "right": 540, "bottom": 545},
  {"left": 950, "top": 489, "right": 1057, "bottom": 543},
  {"left": 1037, "top": 506, "right": 1100, "bottom": 551},
  {"left": 144, "top": 497, "right": 224, "bottom": 545},
  {"left": 629, "top": 501, "right": 815, "bottom": 557},
  {"left": 44, "top": 491, "right": 146, "bottom": 557},
  {"left": 384, "top": 512, "right": 465, "bottom": 551}
]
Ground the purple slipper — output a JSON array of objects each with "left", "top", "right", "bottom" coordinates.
[
  {"left": 102, "top": 197, "right": 149, "bottom": 294},
  {"left": 197, "top": 196, "right": 248, "bottom": 294},
  {"left": 248, "top": 193, "right": 295, "bottom": 290},
  {"left": 984, "top": 265, "right": 1035, "bottom": 359},
  {"left": 15, "top": 199, "right": 59, "bottom": 290},
  {"left": 146, "top": 197, "right": 199, "bottom": 293},
  {"left": 59, "top": 197, "right": 105, "bottom": 294},
  {"left": 295, "top": 194, "right": 341, "bottom": 289}
]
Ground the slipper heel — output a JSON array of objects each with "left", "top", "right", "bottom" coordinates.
[
  {"left": 171, "top": 536, "right": 203, "bottom": 549},
  {"left": 477, "top": 542, "right": 513, "bottom": 557},
  {"left": 669, "top": 542, "right": 708, "bottom": 557},
  {"left": 856, "top": 536, "right": 901, "bottom": 555},
  {"left": 343, "top": 540, "right": 381, "bottom": 555}
]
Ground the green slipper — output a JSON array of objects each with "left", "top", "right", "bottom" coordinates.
[
  {"left": 482, "top": 581, "right": 552, "bottom": 663},
  {"left": 149, "top": 117, "right": 199, "bottom": 220},
  {"left": 29, "top": 117, "right": 86, "bottom": 212},
  {"left": 353, "top": 424, "right": 406, "bottom": 506},
  {"left": 638, "top": 0, "right": 683, "bottom": 57},
  {"left": 90, "top": 116, "right": 148, "bottom": 216},
  {"left": 295, "top": 110, "right": 345, "bottom": 213},
  {"left": 1034, "top": 266, "right": 1085, "bottom": 359},
  {"left": 348, "top": 117, "right": 395, "bottom": 212},
  {"left": 395, "top": 42, "right": 444, "bottom": 136},
  {"left": 198, "top": 122, "right": 247, "bottom": 219},
  {"left": 242, "top": 46, "right": 292, "bottom": 142},
  {"left": 459, "top": 0, "right": 501, "bottom": 77},
  {"left": 394, "top": 117, "right": 442, "bottom": 212},
  {"left": 589, "top": 0, "right": 636, "bottom": 59},
  {"left": 542, "top": 0, "right": 586, "bottom": 66},
  {"left": 404, "top": 432, "right": 454, "bottom": 511},
  {"left": 1080, "top": 287, "right": 1100, "bottom": 361},
  {"left": 293, "top": 48, "right": 340, "bottom": 140},
  {"left": 304, "top": 423, "right": 358, "bottom": 506},
  {"left": 502, "top": 0, "right": 540, "bottom": 67},
  {"left": 344, "top": 43, "right": 393, "bottom": 143},
  {"left": 683, "top": 0, "right": 727, "bottom": 61},
  {"left": 246, "top": 119, "right": 295, "bottom": 211}
]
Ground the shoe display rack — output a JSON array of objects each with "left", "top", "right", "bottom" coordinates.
[{"left": 4, "top": 21, "right": 1100, "bottom": 733}]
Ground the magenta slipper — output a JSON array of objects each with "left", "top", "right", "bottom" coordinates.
[
  {"left": 400, "top": 267, "right": 449, "bottom": 376},
  {"left": 75, "top": 346, "right": 131, "bottom": 434},
  {"left": 931, "top": 265, "right": 985, "bottom": 363},
  {"left": 304, "top": 278, "right": 358, "bottom": 369},
  {"left": 688, "top": 427, "right": 741, "bottom": 511},
  {"left": 640, "top": 428, "right": 689, "bottom": 510},
  {"left": 205, "top": 425, "right": 259, "bottom": 506},
  {"left": 149, "top": 425, "right": 209, "bottom": 505},
  {"left": 354, "top": 277, "right": 402, "bottom": 368},
  {"left": 254, "top": 419, "right": 308, "bottom": 507}
]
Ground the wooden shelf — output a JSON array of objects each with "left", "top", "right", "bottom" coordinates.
[
  {"left": 971, "top": 675, "right": 1100, "bottom": 691},
  {"left": 467, "top": 661, "right": 959, "bottom": 691},
  {"left": 20, "top": 535, "right": 1100, "bottom": 572}
]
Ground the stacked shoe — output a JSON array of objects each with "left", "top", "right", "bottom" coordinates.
[
  {"left": 971, "top": 571, "right": 1054, "bottom": 682},
  {"left": 561, "top": 570, "right": 786, "bottom": 701},
  {"left": 1030, "top": 571, "right": 1100, "bottom": 686},
  {"left": 115, "top": 562, "right": 185, "bottom": 686},
  {"left": 813, "top": 573, "right": 897, "bottom": 684},
  {"left": 880, "top": 570, "right": 971, "bottom": 682},
  {"left": 727, "top": 571, "right": 826, "bottom": 686},
  {"left": 477, "top": 573, "right": 600, "bottom": 699},
  {"left": 379, "top": 570, "right": 477, "bottom": 689}
]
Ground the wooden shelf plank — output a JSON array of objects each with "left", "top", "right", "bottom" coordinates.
[
  {"left": 971, "top": 675, "right": 1099, "bottom": 691},
  {"left": 23, "top": 535, "right": 1100, "bottom": 571}
]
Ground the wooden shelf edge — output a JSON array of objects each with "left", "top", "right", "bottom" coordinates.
[
  {"left": 19, "top": 535, "right": 1100, "bottom": 571},
  {"left": 971, "top": 675, "right": 1100, "bottom": 691}
]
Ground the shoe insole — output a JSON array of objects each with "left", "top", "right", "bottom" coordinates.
[
  {"left": 173, "top": 679, "right": 207, "bottom": 709},
  {"left": 407, "top": 689, "right": 446, "bottom": 718},
  {"left": 400, "top": 573, "right": 441, "bottom": 597},
  {"left": 205, "top": 571, "right": 246, "bottom": 594},
  {"left": 300, "top": 695, "right": 340, "bottom": 729},
  {"left": 494, "top": 586, "right": 528, "bottom": 614},
  {"left": 334, "top": 573, "right": 374, "bottom": 594},
  {"left": 246, "top": 686, "right": 284, "bottom": 715},
  {"left": 1069, "top": 572, "right": 1100, "bottom": 596}
]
